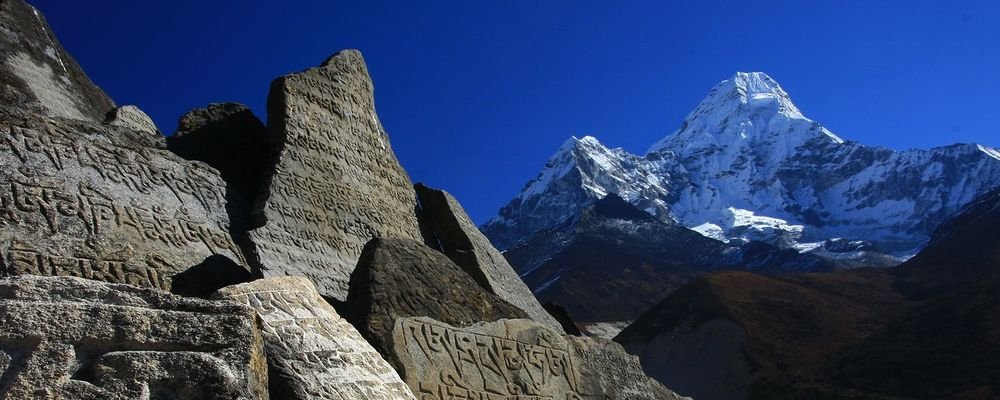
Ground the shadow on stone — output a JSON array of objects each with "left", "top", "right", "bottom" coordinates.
[{"left": 171, "top": 255, "right": 257, "bottom": 298}]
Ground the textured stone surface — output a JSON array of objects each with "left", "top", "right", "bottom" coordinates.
[
  {"left": 247, "top": 50, "right": 422, "bottom": 301},
  {"left": 103, "top": 105, "right": 159, "bottom": 135},
  {"left": 0, "top": 113, "right": 253, "bottom": 297},
  {"left": 0, "top": 0, "right": 115, "bottom": 121},
  {"left": 415, "top": 183, "right": 561, "bottom": 330},
  {"left": 168, "top": 103, "right": 269, "bottom": 205},
  {"left": 392, "top": 316, "right": 689, "bottom": 400},
  {"left": 344, "top": 238, "right": 527, "bottom": 359},
  {"left": 0, "top": 275, "right": 269, "bottom": 399},
  {"left": 213, "top": 276, "right": 416, "bottom": 400}
]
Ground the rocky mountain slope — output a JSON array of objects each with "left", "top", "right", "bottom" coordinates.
[
  {"left": 616, "top": 187, "right": 1000, "bottom": 400},
  {"left": 504, "top": 193, "right": 832, "bottom": 332},
  {"left": 0, "top": 1, "right": 686, "bottom": 399},
  {"left": 483, "top": 72, "right": 1000, "bottom": 257}
]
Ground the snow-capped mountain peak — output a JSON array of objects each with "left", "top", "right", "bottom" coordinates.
[
  {"left": 648, "top": 71, "right": 843, "bottom": 154},
  {"left": 484, "top": 72, "right": 1000, "bottom": 256}
]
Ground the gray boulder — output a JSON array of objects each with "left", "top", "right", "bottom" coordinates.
[
  {"left": 0, "top": 275, "right": 269, "bottom": 399},
  {"left": 392, "top": 316, "right": 690, "bottom": 400},
  {"left": 344, "top": 238, "right": 527, "bottom": 360},
  {"left": 247, "top": 50, "right": 422, "bottom": 301},
  {"left": 415, "top": 183, "right": 562, "bottom": 330},
  {"left": 167, "top": 103, "right": 270, "bottom": 205},
  {"left": 104, "top": 105, "right": 159, "bottom": 135},
  {"left": 0, "top": 0, "right": 115, "bottom": 121},
  {"left": 213, "top": 276, "right": 416, "bottom": 400}
]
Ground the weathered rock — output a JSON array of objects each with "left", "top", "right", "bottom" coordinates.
[
  {"left": 415, "top": 183, "right": 561, "bottom": 330},
  {"left": 542, "top": 301, "right": 582, "bottom": 336},
  {"left": 247, "top": 50, "right": 422, "bottom": 301},
  {"left": 0, "top": 275, "right": 269, "bottom": 399},
  {"left": 392, "top": 316, "right": 690, "bottom": 400},
  {"left": 168, "top": 103, "right": 269, "bottom": 205},
  {"left": 344, "top": 238, "right": 527, "bottom": 359},
  {"left": 0, "top": 112, "right": 254, "bottom": 297},
  {"left": 213, "top": 276, "right": 416, "bottom": 400},
  {"left": 103, "top": 105, "right": 159, "bottom": 135},
  {"left": 0, "top": 0, "right": 115, "bottom": 121}
]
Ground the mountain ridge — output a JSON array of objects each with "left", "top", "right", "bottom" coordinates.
[{"left": 483, "top": 72, "right": 1000, "bottom": 256}]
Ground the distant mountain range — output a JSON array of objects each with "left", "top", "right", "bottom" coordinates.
[
  {"left": 483, "top": 72, "right": 1000, "bottom": 257},
  {"left": 615, "top": 187, "right": 1000, "bottom": 400}
]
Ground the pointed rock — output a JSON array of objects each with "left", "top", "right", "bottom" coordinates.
[
  {"left": 344, "top": 238, "right": 527, "bottom": 362},
  {"left": 246, "top": 50, "right": 423, "bottom": 301},
  {"left": 0, "top": 0, "right": 115, "bottom": 121},
  {"left": 415, "top": 183, "right": 562, "bottom": 331},
  {"left": 213, "top": 276, "right": 416, "bottom": 400},
  {"left": 104, "top": 105, "right": 159, "bottom": 135},
  {"left": 167, "top": 102, "right": 269, "bottom": 205}
]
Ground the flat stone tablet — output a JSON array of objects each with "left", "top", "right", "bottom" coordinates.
[
  {"left": 392, "top": 316, "right": 690, "bottom": 400},
  {"left": 0, "top": 275, "right": 269, "bottom": 399},
  {"left": 214, "top": 276, "right": 416, "bottom": 400}
]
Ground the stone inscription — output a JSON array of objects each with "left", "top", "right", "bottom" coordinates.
[
  {"left": 394, "top": 317, "right": 585, "bottom": 400},
  {"left": 394, "top": 317, "right": 676, "bottom": 400},
  {"left": 215, "top": 277, "right": 415, "bottom": 399},
  {"left": 249, "top": 50, "right": 421, "bottom": 300},
  {"left": 0, "top": 116, "right": 249, "bottom": 291},
  {"left": 0, "top": 276, "right": 268, "bottom": 399}
]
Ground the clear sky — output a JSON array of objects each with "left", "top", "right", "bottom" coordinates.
[{"left": 33, "top": 0, "right": 1000, "bottom": 223}]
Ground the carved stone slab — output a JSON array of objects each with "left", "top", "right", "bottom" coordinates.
[
  {"left": 213, "top": 276, "right": 416, "bottom": 400},
  {"left": 0, "top": 114, "right": 252, "bottom": 296},
  {"left": 391, "top": 317, "right": 689, "bottom": 400},
  {"left": 415, "top": 184, "right": 561, "bottom": 330},
  {"left": 247, "top": 49, "right": 422, "bottom": 301},
  {"left": 0, "top": 275, "right": 269, "bottom": 399}
]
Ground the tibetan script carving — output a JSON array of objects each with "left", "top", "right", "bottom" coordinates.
[
  {"left": 0, "top": 114, "right": 251, "bottom": 293},
  {"left": 247, "top": 50, "right": 421, "bottom": 300}
]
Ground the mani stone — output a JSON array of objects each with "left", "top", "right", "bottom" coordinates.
[
  {"left": 167, "top": 103, "right": 270, "bottom": 205},
  {"left": 0, "top": 112, "right": 254, "bottom": 297},
  {"left": 344, "top": 238, "right": 527, "bottom": 360},
  {"left": 0, "top": 275, "right": 269, "bottom": 399},
  {"left": 103, "top": 105, "right": 159, "bottom": 135},
  {"left": 0, "top": 0, "right": 115, "bottom": 121},
  {"left": 246, "top": 49, "right": 422, "bottom": 301},
  {"left": 213, "top": 276, "right": 416, "bottom": 400},
  {"left": 415, "top": 183, "right": 561, "bottom": 330},
  {"left": 392, "top": 316, "right": 691, "bottom": 400}
]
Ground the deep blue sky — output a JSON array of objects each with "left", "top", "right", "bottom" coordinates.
[{"left": 34, "top": 0, "right": 1000, "bottom": 223}]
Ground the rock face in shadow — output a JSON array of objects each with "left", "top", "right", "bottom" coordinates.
[
  {"left": 504, "top": 193, "right": 833, "bottom": 326},
  {"left": 415, "top": 183, "right": 561, "bottom": 330},
  {"left": 167, "top": 103, "right": 269, "bottom": 205},
  {"left": 343, "top": 238, "right": 527, "bottom": 361},
  {"left": 247, "top": 50, "right": 422, "bottom": 301},
  {"left": 0, "top": 0, "right": 115, "bottom": 121},
  {"left": 392, "top": 316, "right": 691, "bottom": 400},
  {"left": 0, "top": 112, "right": 254, "bottom": 295},
  {"left": 0, "top": 275, "right": 269, "bottom": 399},
  {"left": 213, "top": 276, "right": 416, "bottom": 400}
]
